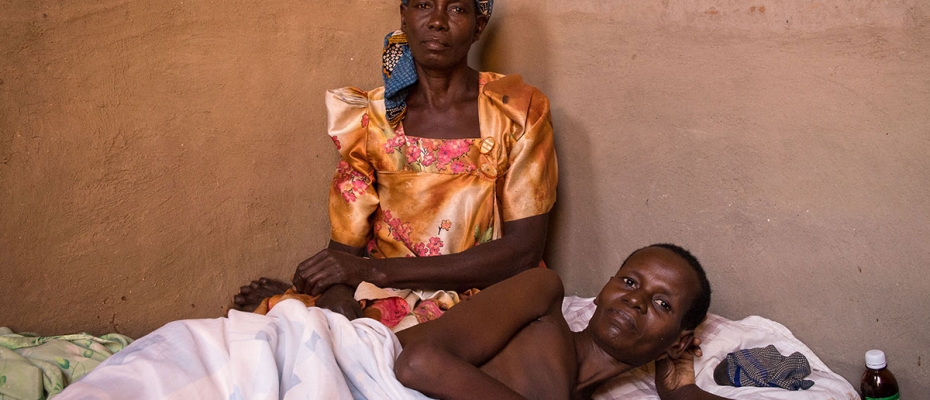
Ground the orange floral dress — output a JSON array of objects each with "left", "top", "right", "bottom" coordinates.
[{"left": 324, "top": 72, "right": 558, "bottom": 330}]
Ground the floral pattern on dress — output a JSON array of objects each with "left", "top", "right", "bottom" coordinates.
[
  {"left": 382, "top": 210, "right": 445, "bottom": 256},
  {"left": 334, "top": 160, "right": 370, "bottom": 203},
  {"left": 379, "top": 124, "right": 478, "bottom": 173},
  {"left": 382, "top": 125, "right": 406, "bottom": 154},
  {"left": 438, "top": 219, "right": 452, "bottom": 234},
  {"left": 404, "top": 137, "right": 476, "bottom": 173},
  {"left": 475, "top": 225, "right": 494, "bottom": 246}
]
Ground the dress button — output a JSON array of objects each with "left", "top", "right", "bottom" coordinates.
[
  {"left": 479, "top": 137, "right": 495, "bottom": 155},
  {"left": 480, "top": 163, "right": 498, "bottom": 178}
]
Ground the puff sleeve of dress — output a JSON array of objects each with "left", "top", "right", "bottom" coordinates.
[
  {"left": 489, "top": 79, "right": 559, "bottom": 222},
  {"left": 326, "top": 87, "right": 380, "bottom": 248}
]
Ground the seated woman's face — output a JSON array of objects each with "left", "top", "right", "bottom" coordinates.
[{"left": 401, "top": 0, "right": 485, "bottom": 71}]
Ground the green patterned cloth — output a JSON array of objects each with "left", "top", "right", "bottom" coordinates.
[{"left": 0, "top": 327, "right": 132, "bottom": 400}]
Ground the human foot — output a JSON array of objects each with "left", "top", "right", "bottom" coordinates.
[{"left": 232, "top": 277, "right": 291, "bottom": 312}]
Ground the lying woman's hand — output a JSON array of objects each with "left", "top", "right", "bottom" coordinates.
[
  {"left": 655, "top": 338, "right": 702, "bottom": 396},
  {"left": 314, "top": 284, "right": 364, "bottom": 320},
  {"left": 293, "top": 248, "right": 371, "bottom": 296}
]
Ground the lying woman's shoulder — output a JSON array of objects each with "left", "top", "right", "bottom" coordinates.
[{"left": 512, "top": 268, "right": 565, "bottom": 300}]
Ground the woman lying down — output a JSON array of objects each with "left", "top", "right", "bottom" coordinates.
[{"left": 57, "top": 244, "right": 727, "bottom": 400}]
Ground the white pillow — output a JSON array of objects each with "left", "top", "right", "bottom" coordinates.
[{"left": 561, "top": 297, "right": 860, "bottom": 400}]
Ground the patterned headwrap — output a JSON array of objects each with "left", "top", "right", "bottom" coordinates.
[{"left": 383, "top": 0, "right": 494, "bottom": 127}]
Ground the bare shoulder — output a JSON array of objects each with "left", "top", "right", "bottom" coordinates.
[
  {"left": 510, "top": 268, "right": 564, "bottom": 304},
  {"left": 478, "top": 279, "right": 576, "bottom": 399},
  {"left": 516, "top": 267, "right": 562, "bottom": 288}
]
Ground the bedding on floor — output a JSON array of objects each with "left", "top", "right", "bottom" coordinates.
[
  {"left": 40, "top": 297, "right": 858, "bottom": 399},
  {"left": 55, "top": 300, "right": 428, "bottom": 400},
  {"left": 0, "top": 328, "right": 132, "bottom": 400}
]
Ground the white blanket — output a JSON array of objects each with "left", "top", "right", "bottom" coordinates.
[
  {"left": 58, "top": 297, "right": 859, "bottom": 400},
  {"left": 561, "top": 297, "right": 860, "bottom": 400},
  {"left": 57, "top": 299, "right": 430, "bottom": 400}
]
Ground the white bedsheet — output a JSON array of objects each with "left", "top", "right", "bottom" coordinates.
[
  {"left": 57, "top": 299, "right": 429, "bottom": 400},
  {"left": 58, "top": 297, "right": 859, "bottom": 400},
  {"left": 562, "top": 296, "right": 860, "bottom": 400}
]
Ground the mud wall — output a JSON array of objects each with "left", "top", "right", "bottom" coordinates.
[{"left": 2, "top": 0, "right": 928, "bottom": 394}]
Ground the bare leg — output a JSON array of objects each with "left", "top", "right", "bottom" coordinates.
[{"left": 232, "top": 277, "right": 291, "bottom": 312}]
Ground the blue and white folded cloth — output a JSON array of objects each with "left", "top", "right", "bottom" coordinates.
[{"left": 714, "top": 344, "right": 816, "bottom": 390}]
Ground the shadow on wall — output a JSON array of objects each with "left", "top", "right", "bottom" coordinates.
[
  {"left": 471, "top": 7, "right": 605, "bottom": 280},
  {"left": 545, "top": 111, "right": 603, "bottom": 282},
  {"left": 474, "top": 4, "right": 552, "bottom": 87}
]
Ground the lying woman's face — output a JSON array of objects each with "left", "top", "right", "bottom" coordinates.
[{"left": 401, "top": 0, "right": 487, "bottom": 71}]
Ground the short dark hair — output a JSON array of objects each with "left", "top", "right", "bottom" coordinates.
[{"left": 621, "top": 243, "right": 712, "bottom": 331}]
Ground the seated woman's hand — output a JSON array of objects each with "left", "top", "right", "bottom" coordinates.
[
  {"left": 315, "top": 284, "right": 364, "bottom": 320},
  {"left": 293, "top": 248, "right": 371, "bottom": 296},
  {"left": 655, "top": 337, "right": 702, "bottom": 396}
]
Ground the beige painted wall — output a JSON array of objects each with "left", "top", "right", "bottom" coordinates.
[{"left": 2, "top": 0, "right": 928, "bottom": 395}]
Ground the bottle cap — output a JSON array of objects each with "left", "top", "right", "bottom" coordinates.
[{"left": 865, "top": 349, "right": 886, "bottom": 369}]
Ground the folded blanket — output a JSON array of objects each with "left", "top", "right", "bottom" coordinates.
[
  {"left": 0, "top": 327, "right": 132, "bottom": 400},
  {"left": 56, "top": 300, "right": 431, "bottom": 400}
]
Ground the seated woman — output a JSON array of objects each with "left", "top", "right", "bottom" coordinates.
[
  {"left": 235, "top": 0, "right": 558, "bottom": 328},
  {"left": 58, "top": 244, "right": 728, "bottom": 399}
]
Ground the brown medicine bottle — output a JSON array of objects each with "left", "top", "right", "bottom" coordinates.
[{"left": 860, "top": 349, "right": 900, "bottom": 400}]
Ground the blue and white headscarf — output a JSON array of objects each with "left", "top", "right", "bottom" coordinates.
[{"left": 383, "top": 0, "right": 494, "bottom": 127}]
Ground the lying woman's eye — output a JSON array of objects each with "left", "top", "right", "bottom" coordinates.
[
  {"left": 655, "top": 299, "right": 671, "bottom": 311},
  {"left": 621, "top": 277, "right": 636, "bottom": 288}
]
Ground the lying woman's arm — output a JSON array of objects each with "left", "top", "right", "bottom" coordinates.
[
  {"left": 655, "top": 347, "right": 731, "bottom": 400},
  {"left": 393, "top": 268, "right": 566, "bottom": 400},
  {"left": 294, "top": 213, "right": 549, "bottom": 295}
]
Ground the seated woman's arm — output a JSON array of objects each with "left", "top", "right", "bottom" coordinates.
[
  {"left": 294, "top": 213, "right": 548, "bottom": 295},
  {"left": 393, "top": 268, "right": 566, "bottom": 400}
]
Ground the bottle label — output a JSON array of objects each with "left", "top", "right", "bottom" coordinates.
[{"left": 864, "top": 395, "right": 899, "bottom": 400}]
